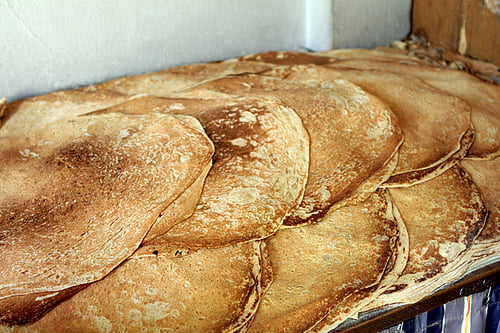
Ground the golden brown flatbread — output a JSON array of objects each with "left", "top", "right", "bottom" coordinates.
[
  {"left": 0, "top": 89, "right": 128, "bottom": 137},
  {"left": 328, "top": 59, "right": 500, "bottom": 159},
  {"left": 0, "top": 111, "right": 214, "bottom": 325},
  {"left": 317, "top": 48, "right": 429, "bottom": 65},
  {"left": 2, "top": 241, "right": 268, "bottom": 333},
  {"left": 230, "top": 50, "right": 338, "bottom": 66},
  {"left": 86, "top": 94, "right": 310, "bottom": 248},
  {"left": 461, "top": 157, "right": 500, "bottom": 244},
  {"left": 246, "top": 190, "right": 403, "bottom": 333},
  {"left": 372, "top": 165, "right": 487, "bottom": 306},
  {"left": 179, "top": 74, "right": 403, "bottom": 226},
  {"left": 307, "top": 191, "right": 409, "bottom": 333},
  {"left": 262, "top": 65, "right": 472, "bottom": 187},
  {"left": 86, "top": 60, "right": 275, "bottom": 97}
]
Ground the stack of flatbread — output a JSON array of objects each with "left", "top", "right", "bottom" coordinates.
[{"left": 0, "top": 46, "right": 498, "bottom": 332}]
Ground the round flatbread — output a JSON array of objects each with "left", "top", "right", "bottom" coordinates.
[
  {"left": 328, "top": 59, "right": 500, "bottom": 159},
  {"left": 87, "top": 95, "right": 310, "bottom": 248},
  {"left": 179, "top": 73, "right": 403, "bottom": 226},
  {"left": 0, "top": 111, "right": 214, "bottom": 325},
  {"left": 86, "top": 60, "right": 275, "bottom": 97},
  {"left": 373, "top": 165, "right": 487, "bottom": 306},
  {"left": 246, "top": 190, "right": 403, "bottom": 333},
  {"left": 2, "top": 241, "right": 268, "bottom": 333},
  {"left": 0, "top": 89, "right": 128, "bottom": 137},
  {"left": 263, "top": 65, "right": 473, "bottom": 187}
]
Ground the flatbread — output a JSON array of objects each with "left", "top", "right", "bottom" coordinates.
[
  {"left": 2, "top": 241, "right": 268, "bottom": 333},
  {"left": 317, "top": 48, "right": 429, "bottom": 65},
  {"left": 307, "top": 190, "right": 409, "bottom": 333},
  {"left": 246, "top": 190, "right": 402, "bottom": 333},
  {"left": 263, "top": 65, "right": 472, "bottom": 187},
  {"left": 86, "top": 60, "right": 275, "bottom": 97},
  {"left": 461, "top": 157, "right": 500, "bottom": 244},
  {"left": 179, "top": 74, "right": 403, "bottom": 226},
  {"left": 86, "top": 95, "right": 310, "bottom": 248},
  {"left": 0, "top": 111, "right": 214, "bottom": 325},
  {"left": 328, "top": 59, "right": 500, "bottom": 159},
  {"left": 0, "top": 89, "right": 128, "bottom": 137},
  {"left": 1, "top": 89, "right": 214, "bottom": 247},
  {"left": 373, "top": 165, "right": 487, "bottom": 306},
  {"left": 229, "top": 50, "right": 338, "bottom": 66},
  {"left": 142, "top": 114, "right": 213, "bottom": 243}
]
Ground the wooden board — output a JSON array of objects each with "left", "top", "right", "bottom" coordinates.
[{"left": 412, "top": 0, "right": 500, "bottom": 66}]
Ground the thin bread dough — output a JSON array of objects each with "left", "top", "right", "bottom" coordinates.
[{"left": 87, "top": 95, "right": 310, "bottom": 248}]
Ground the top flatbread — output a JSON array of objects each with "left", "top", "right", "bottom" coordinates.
[
  {"left": 262, "top": 65, "right": 472, "bottom": 187},
  {"left": 328, "top": 59, "right": 500, "bottom": 159},
  {"left": 179, "top": 74, "right": 402, "bottom": 226},
  {"left": 86, "top": 95, "right": 310, "bottom": 248},
  {"left": 0, "top": 111, "right": 214, "bottom": 325}
]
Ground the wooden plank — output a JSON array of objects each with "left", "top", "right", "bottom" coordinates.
[
  {"left": 412, "top": 0, "right": 463, "bottom": 50},
  {"left": 464, "top": 0, "right": 500, "bottom": 65},
  {"left": 412, "top": 0, "right": 500, "bottom": 66}
]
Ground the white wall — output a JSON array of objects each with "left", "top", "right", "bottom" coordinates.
[
  {"left": 0, "top": 0, "right": 411, "bottom": 102},
  {"left": 329, "top": 0, "right": 413, "bottom": 49}
]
